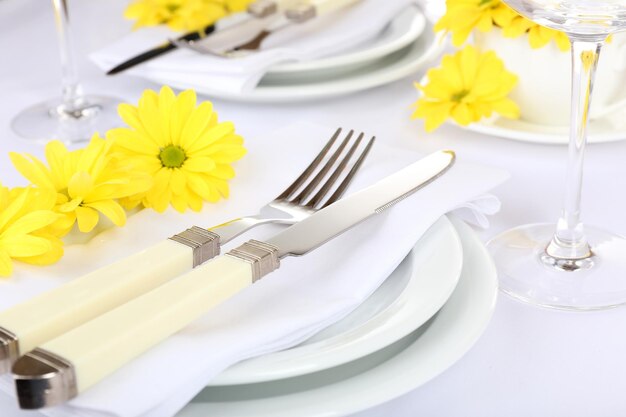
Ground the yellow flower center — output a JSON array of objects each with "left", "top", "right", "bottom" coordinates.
[
  {"left": 165, "top": 3, "right": 180, "bottom": 13},
  {"left": 451, "top": 89, "right": 470, "bottom": 102},
  {"left": 159, "top": 145, "right": 187, "bottom": 168}
]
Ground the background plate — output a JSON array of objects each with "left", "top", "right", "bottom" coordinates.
[
  {"left": 147, "top": 21, "right": 444, "bottom": 103},
  {"left": 267, "top": 7, "right": 426, "bottom": 75}
]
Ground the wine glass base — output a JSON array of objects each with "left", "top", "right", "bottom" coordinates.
[
  {"left": 487, "top": 223, "right": 626, "bottom": 311},
  {"left": 11, "top": 95, "right": 123, "bottom": 144}
]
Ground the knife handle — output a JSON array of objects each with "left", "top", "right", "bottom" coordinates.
[
  {"left": 0, "top": 227, "right": 219, "bottom": 374},
  {"left": 247, "top": 0, "right": 292, "bottom": 17},
  {"left": 12, "top": 240, "right": 280, "bottom": 409},
  {"left": 286, "top": 0, "right": 361, "bottom": 21}
]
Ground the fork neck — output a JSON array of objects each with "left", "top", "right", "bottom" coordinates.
[{"left": 209, "top": 211, "right": 301, "bottom": 245}]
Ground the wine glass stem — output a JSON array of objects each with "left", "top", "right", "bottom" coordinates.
[
  {"left": 545, "top": 38, "right": 605, "bottom": 263},
  {"left": 51, "top": 0, "right": 84, "bottom": 113}
]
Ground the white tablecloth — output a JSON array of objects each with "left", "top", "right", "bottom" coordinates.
[{"left": 1, "top": 1, "right": 626, "bottom": 416}]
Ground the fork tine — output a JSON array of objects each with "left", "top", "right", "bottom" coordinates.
[
  {"left": 290, "top": 130, "right": 354, "bottom": 204},
  {"left": 321, "top": 136, "right": 375, "bottom": 208},
  {"left": 305, "top": 132, "right": 365, "bottom": 208},
  {"left": 276, "top": 128, "right": 342, "bottom": 201}
]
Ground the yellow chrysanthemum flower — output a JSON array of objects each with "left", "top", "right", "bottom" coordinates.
[
  {"left": 412, "top": 46, "right": 520, "bottom": 132},
  {"left": 435, "top": 0, "right": 513, "bottom": 46},
  {"left": 436, "top": 0, "right": 570, "bottom": 51},
  {"left": 496, "top": 6, "right": 570, "bottom": 51},
  {"left": 124, "top": 0, "right": 254, "bottom": 32},
  {"left": 10, "top": 135, "right": 152, "bottom": 235},
  {"left": 108, "top": 86, "right": 246, "bottom": 213},
  {"left": 0, "top": 185, "right": 63, "bottom": 277}
]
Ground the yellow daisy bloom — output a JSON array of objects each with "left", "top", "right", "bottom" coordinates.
[
  {"left": 435, "top": 0, "right": 513, "bottom": 46},
  {"left": 436, "top": 0, "right": 570, "bottom": 51},
  {"left": 108, "top": 86, "right": 247, "bottom": 213},
  {"left": 224, "top": 0, "right": 254, "bottom": 12},
  {"left": 10, "top": 135, "right": 152, "bottom": 235},
  {"left": 0, "top": 185, "right": 63, "bottom": 277},
  {"left": 412, "top": 45, "right": 520, "bottom": 132},
  {"left": 498, "top": 6, "right": 570, "bottom": 51},
  {"left": 124, "top": 0, "right": 254, "bottom": 32}
]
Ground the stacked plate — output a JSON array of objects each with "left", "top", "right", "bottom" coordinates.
[
  {"left": 147, "top": 7, "right": 444, "bottom": 103},
  {"left": 176, "top": 216, "right": 498, "bottom": 417}
]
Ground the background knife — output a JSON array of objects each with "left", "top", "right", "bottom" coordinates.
[{"left": 11, "top": 150, "right": 455, "bottom": 409}]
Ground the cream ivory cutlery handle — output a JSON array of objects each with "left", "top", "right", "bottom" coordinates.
[
  {"left": 286, "top": 0, "right": 361, "bottom": 20},
  {"left": 12, "top": 240, "right": 279, "bottom": 408},
  {"left": 0, "top": 226, "right": 220, "bottom": 373},
  {"left": 308, "top": 0, "right": 361, "bottom": 15},
  {"left": 248, "top": 0, "right": 291, "bottom": 17}
]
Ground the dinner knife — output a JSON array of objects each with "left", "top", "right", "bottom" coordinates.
[
  {"left": 11, "top": 150, "right": 455, "bottom": 409},
  {"left": 106, "top": 0, "right": 285, "bottom": 75}
]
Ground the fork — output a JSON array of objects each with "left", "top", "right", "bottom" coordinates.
[
  {"left": 0, "top": 128, "right": 374, "bottom": 372},
  {"left": 210, "top": 127, "right": 374, "bottom": 245}
]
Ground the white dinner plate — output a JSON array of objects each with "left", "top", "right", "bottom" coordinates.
[
  {"left": 267, "top": 6, "right": 426, "bottom": 75},
  {"left": 210, "top": 216, "right": 463, "bottom": 386},
  {"left": 176, "top": 216, "right": 498, "bottom": 417},
  {"left": 147, "top": 20, "right": 444, "bottom": 103}
]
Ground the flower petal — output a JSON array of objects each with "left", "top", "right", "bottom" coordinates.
[
  {"left": 182, "top": 157, "right": 216, "bottom": 172},
  {"left": 0, "top": 250, "right": 12, "bottom": 277},
  {"left": 15, "top": 235, "right": 64, "bottom": 266},
  {"left": 1, "top": 235, "right": 52, "bottom": 258},
  {"left": 75, "top": 206, "right": 99, "bottom": 233},
  {"left": 9, "top": 152, "right": 55, "bottom": 190},
  {"left": 84, "top": 200, "right": 127, "bottom": 227},
  {"left": 0, "top": 188, "right": 29, "bottom": 231},
  {"left": 68, "top": 172, "right": 94, "bottom": 199},
  {"left": 3, "top": 211, "right": 60, "bottom": 236}
]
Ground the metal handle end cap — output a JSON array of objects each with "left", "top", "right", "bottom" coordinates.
[
  {"left": 0, "top": 327, "right": 19, "bottom": 374},
  {"left": 13, "top": 349, "right": 77, "bottom": 409}
]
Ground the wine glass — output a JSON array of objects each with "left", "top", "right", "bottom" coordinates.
[
  {"left": 11, "top": 0, "right": 122, "bottom": 143},
  {"left": 487, "top": 0, "right": 626, "bottom": 310}
]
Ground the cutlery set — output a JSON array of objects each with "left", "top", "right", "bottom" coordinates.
[
  {"left": 0, "top": 127, "right": 454, "bottom": 409},
  {"left": 108, "top": 0, "right": 362, "bottom": 73},
  {"left": 175, "top": 0, "right": 361, "bottom": 57}
]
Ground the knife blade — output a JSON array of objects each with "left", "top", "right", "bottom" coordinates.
[
  {"left": 106, "top": 0, "right": 283, "bottom": 75},
  {"left": 106, "top": 25, "right": 216, "bottom": 75},
  {"left": 11, "top": 150, "right": 455, "bottom": 409}
]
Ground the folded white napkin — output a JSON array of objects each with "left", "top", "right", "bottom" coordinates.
[
  {"left": 90, "top": 0, "right": 418, "bottom": 93},
  {"left": 0, "top": 122, "right": 508, "bottom": 417}
]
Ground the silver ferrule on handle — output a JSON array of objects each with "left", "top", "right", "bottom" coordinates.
[
  {"left": 0, "top": 327, "right": 18, "bottom": 374},
  {"left": 169, "top": 226, "right": 220, "bottom": 267},
  {"left": 13, "top": 348, "right": 77, "bottom": 410},
  {"left": 226, "top": 240, "right": 280, "bottom": 282},
  {"left": 248, "top": 0, "right": 278, "bottom": 17},
  {"left": 285, "top": 3, "right": 316, "bottom": 22}
]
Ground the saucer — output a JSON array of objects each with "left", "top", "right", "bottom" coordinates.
[{"left": 463, "top": 112, "right": 626, "bottom": 145}]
